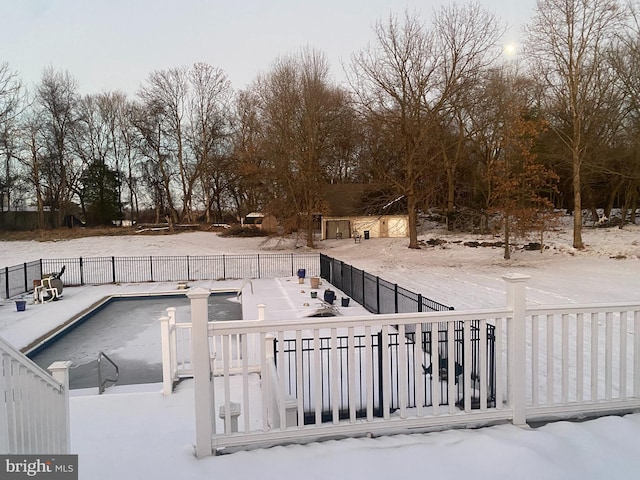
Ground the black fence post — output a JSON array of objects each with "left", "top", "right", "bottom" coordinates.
[
  {"left": 350, "top": 263, "right": 354, "bottom": 297},
  {"left": 223, "top": 254, "right": 226, "bottom": 279},
  {"left": 187, "top": 255, "right": 190, "bottom": 281},
  {"left": 394, "top": 283, "right": 399, "bottom": 313},
  {"left": 377, "top": 277, "right": 381, "bottom": 314},
  {"left": 291, "top": 253, "right": 294, "bottom": 277},
  {"left": 23, "top": 262, "right": 28, "bottom": 292},
  {"left": 111, "top": 256, "right": 116, "bottom": 283},
  {"left": 362, "top": 269, "right": 366, "bottom": 309},
  {"left": 4, "top": 266, "right": 8, "bottom": 299},
  {"left": 149, "top": 256, "right": 154, "bottom": 282},
  {"left": 257, "top": 254, "right": 261, "bottom": 279},
  {"left": 417, "top": 293, "right": 423, "bottom": 313},
  {"left": 80, "top": 257, "right": 84, "bottom": 286}
]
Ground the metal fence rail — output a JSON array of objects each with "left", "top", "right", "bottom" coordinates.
[
  {"left": 1, "top": 254, "right": 321, "bottom": 299},
  {"left": 320, "top": 253, "right": 453, "bottom": 313},
  {"left": 1, "top": 261, "right": 42, "bottom": 299},
  {"left": 275, "top": 322, "right": 496, "bottom": 424}
]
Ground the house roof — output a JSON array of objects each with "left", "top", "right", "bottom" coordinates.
[{"left": 323, "top": 184, "right": 407, "bottom": 216}]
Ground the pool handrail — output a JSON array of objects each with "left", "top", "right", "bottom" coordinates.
[{"left": 97, "top": 351, "right": 119, "bottom": 394}]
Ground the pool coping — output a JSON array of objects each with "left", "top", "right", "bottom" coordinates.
[
  {"left": 22, "top": 288, "right": 244, "bottom": 357},
  {"left": 2, "top": 277, "right": 370, "bottom": 358}
]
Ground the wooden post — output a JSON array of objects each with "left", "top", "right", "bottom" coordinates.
[
  {"left": 48, "top": 361, "right": 72, "bottom": 454},
  {"left": 503, "top": 273, "right": 529, "bottom": 426},
  {"left": 188, "top": 287, "right": 214, "bottom": 457}
]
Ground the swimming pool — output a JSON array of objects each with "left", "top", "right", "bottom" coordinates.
[{"left": 29, "top": 293, "right": 242, "bottom": 390}]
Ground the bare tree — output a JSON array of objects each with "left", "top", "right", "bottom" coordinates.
[
  {"left": 229, "top": 89, "right": 269, "bottom": 219},
  {"left": 0, "top": 62, "right": 25, "bottom": 216},
  {"left": 36, "top": 67, "right": 81, "bottom": 228},
  {"left": 73, "top": 93, "right": 127, "bottom": 225},
  {"left": 524, "top": 0, "right": 628, "bottom": 248},
  {"left": 99, "top": 91, "right": 132, "bottom": 224},
  {"left": 136, "top": 68, "right": 189, "bottom": 225},
  {"left": 19, "top": 108, "right": 47, "bottom": 228},
  {"left": 255, "top": 47, "right": 350, "bottom": 247},
  {"left": 350, "top": 12, "right": 438, "bottom": 249},
  {"left": 606, "top": 3, "right": 640, "bottom": 226},
  {"left": 187, "top": 63, "right": 233, "bottom": 223},
  {"left": 129, "top": 98, "right": 179, "bottom": 224},
  {"left": 350, "top": 7, "right": 502, "bottom": 248},
  {"left": 433, "top": 4, "right": 504, "bottom": 221}
]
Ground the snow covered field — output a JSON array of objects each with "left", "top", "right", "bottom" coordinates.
[{"left": 2, "top": 221, "right": 640, "bottom": 479}]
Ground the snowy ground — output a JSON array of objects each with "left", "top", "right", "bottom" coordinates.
[{"left": 2, "top": 220, "right": 640, "bottom": 479}]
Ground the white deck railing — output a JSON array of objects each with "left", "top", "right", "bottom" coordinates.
[
  {"left": 159, "top": 287, "right": 262, "bottom": 395},
  {"left": 0, "top": 336, "right": 70, "bottom": 454},
  {"left": 525, "top": 304, "right": 640, "bottom": 420},
  {"left": 175, "top": 275, "right": 640, "bottom": 457}
]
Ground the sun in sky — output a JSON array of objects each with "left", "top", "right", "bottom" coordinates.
[{"left": 503, "top": 42, "right": 518, "bottom": 57}]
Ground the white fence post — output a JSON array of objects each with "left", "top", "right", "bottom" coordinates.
[
  {"left": 258, "top": 304, "right": 266, "bottom": 321},
  {"left": 264, "top": 334, "right": 276, "bottom": 427},
  {"left": 160, "top": 316, "right": 173, "bottom": 395},
  {"left": 48, "top": 361, "right": 72, "bottom": 454},
  {"left": 188, "top": 287, "right": 214, "bottom": 458},
  {"left": 167, "top": 307, "right": 178, "bottom": 377},
  {"left": 503, "top": 273, "right": 530, "bottom": 426}
]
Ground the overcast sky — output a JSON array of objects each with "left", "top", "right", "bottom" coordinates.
[{"left": 1, "top": 0, "right": 535, "bottom": 96}]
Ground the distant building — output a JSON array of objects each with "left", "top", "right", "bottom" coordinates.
[
  {"left": 320, "top": 184, "right": 409, "bottom": 240},
  {"left": 242, "top": 212, "right": 279, "bottom": 233}
]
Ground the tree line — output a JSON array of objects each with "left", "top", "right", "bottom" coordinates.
[{"left": 1, "top": 0, "right": 640, "bottom": 251}]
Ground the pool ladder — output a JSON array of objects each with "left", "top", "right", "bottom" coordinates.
[
  {"left": 97, "top": 351, "right": 119, "bottom": 394},
  {"left": 237, "top": 279, "right": 253, "bottom": 301}
]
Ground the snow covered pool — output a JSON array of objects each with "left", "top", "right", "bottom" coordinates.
[{"left": 29, "top": 293, "right": 241, "bottom": 389}]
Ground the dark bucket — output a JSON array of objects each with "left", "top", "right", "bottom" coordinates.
[
  {"left": 16, "top": 300, "right": 27, "bottom": 312},
  {"left": 297, "top": 268, "right": 306, "bottom": 279},
  {"left": 323, "top": 289, "right": 335, "bottom": 305},
  {"left": 341, "top": 297, "right": 350, "bottom": 307}
]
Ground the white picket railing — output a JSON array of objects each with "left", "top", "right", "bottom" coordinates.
[
  {"left": 0, "top": 336, "right": 70, "bottom": 454},
  {"left": 525, "top": 304, "right": 640, "bottom": 420},
  {"left": 175, "top": 275, "right": 640, "bottom": 457},
  {"left": 160, "top": 288, "right": 263, "bottom": 395}
]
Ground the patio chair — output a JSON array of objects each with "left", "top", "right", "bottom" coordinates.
[{"left": 34, "top": 265, "right": 65, "bottom": 303}]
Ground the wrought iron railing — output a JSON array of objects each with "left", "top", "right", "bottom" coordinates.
[
  {"left": 320, "top": 254, "right": 453, "bottom": 314},
  {"left": 1, "top": 253, "right": 321, "bottom": 299}
]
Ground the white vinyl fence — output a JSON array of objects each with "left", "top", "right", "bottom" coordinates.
[
  {"left": 163, "top": 275, "right": 640, "bottom": 457},
  {"left": 0, "top": 336, "right": 70, "bottom": 454}
]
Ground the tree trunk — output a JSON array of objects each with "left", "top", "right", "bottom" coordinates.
[
  {"left": 504, "top": 214, "right": 511, "bottom": 260},
  {"left": 572, "top": 153, "right": 584, "bottom": 249},
  {"left": 306, "top": 213, "right": 315, "bottom": 248},
  {"left": 407, "top": 192, "right": 420, "bottom": 249}
]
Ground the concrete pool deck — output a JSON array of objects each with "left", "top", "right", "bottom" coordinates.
[{"left": 0, "top": 275, "right": 371, "bottom": 354}]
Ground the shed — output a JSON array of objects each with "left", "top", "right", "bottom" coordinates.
[
  {"left": 320, "top": 184, "right": 409, "bottom": 240},
  {"left": 242, "top": 212, "right": 278, "bottom": 233}
]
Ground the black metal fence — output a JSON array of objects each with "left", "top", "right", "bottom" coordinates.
[
  {"left": 1, "top": 260, "right": 43, "bottom": 299},
  {"left": 275, "top": 321, "right": 496, "bottom": 424},
  {"left": 320, "top": 254, "right": 453, "bottom": 313},
  {"left": 1, "top": 254, "right": 321, "bottom": 299}
]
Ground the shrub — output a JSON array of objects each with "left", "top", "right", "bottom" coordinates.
[{"left": 219, "top": 226, "right": 269, "bottom": 237}]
